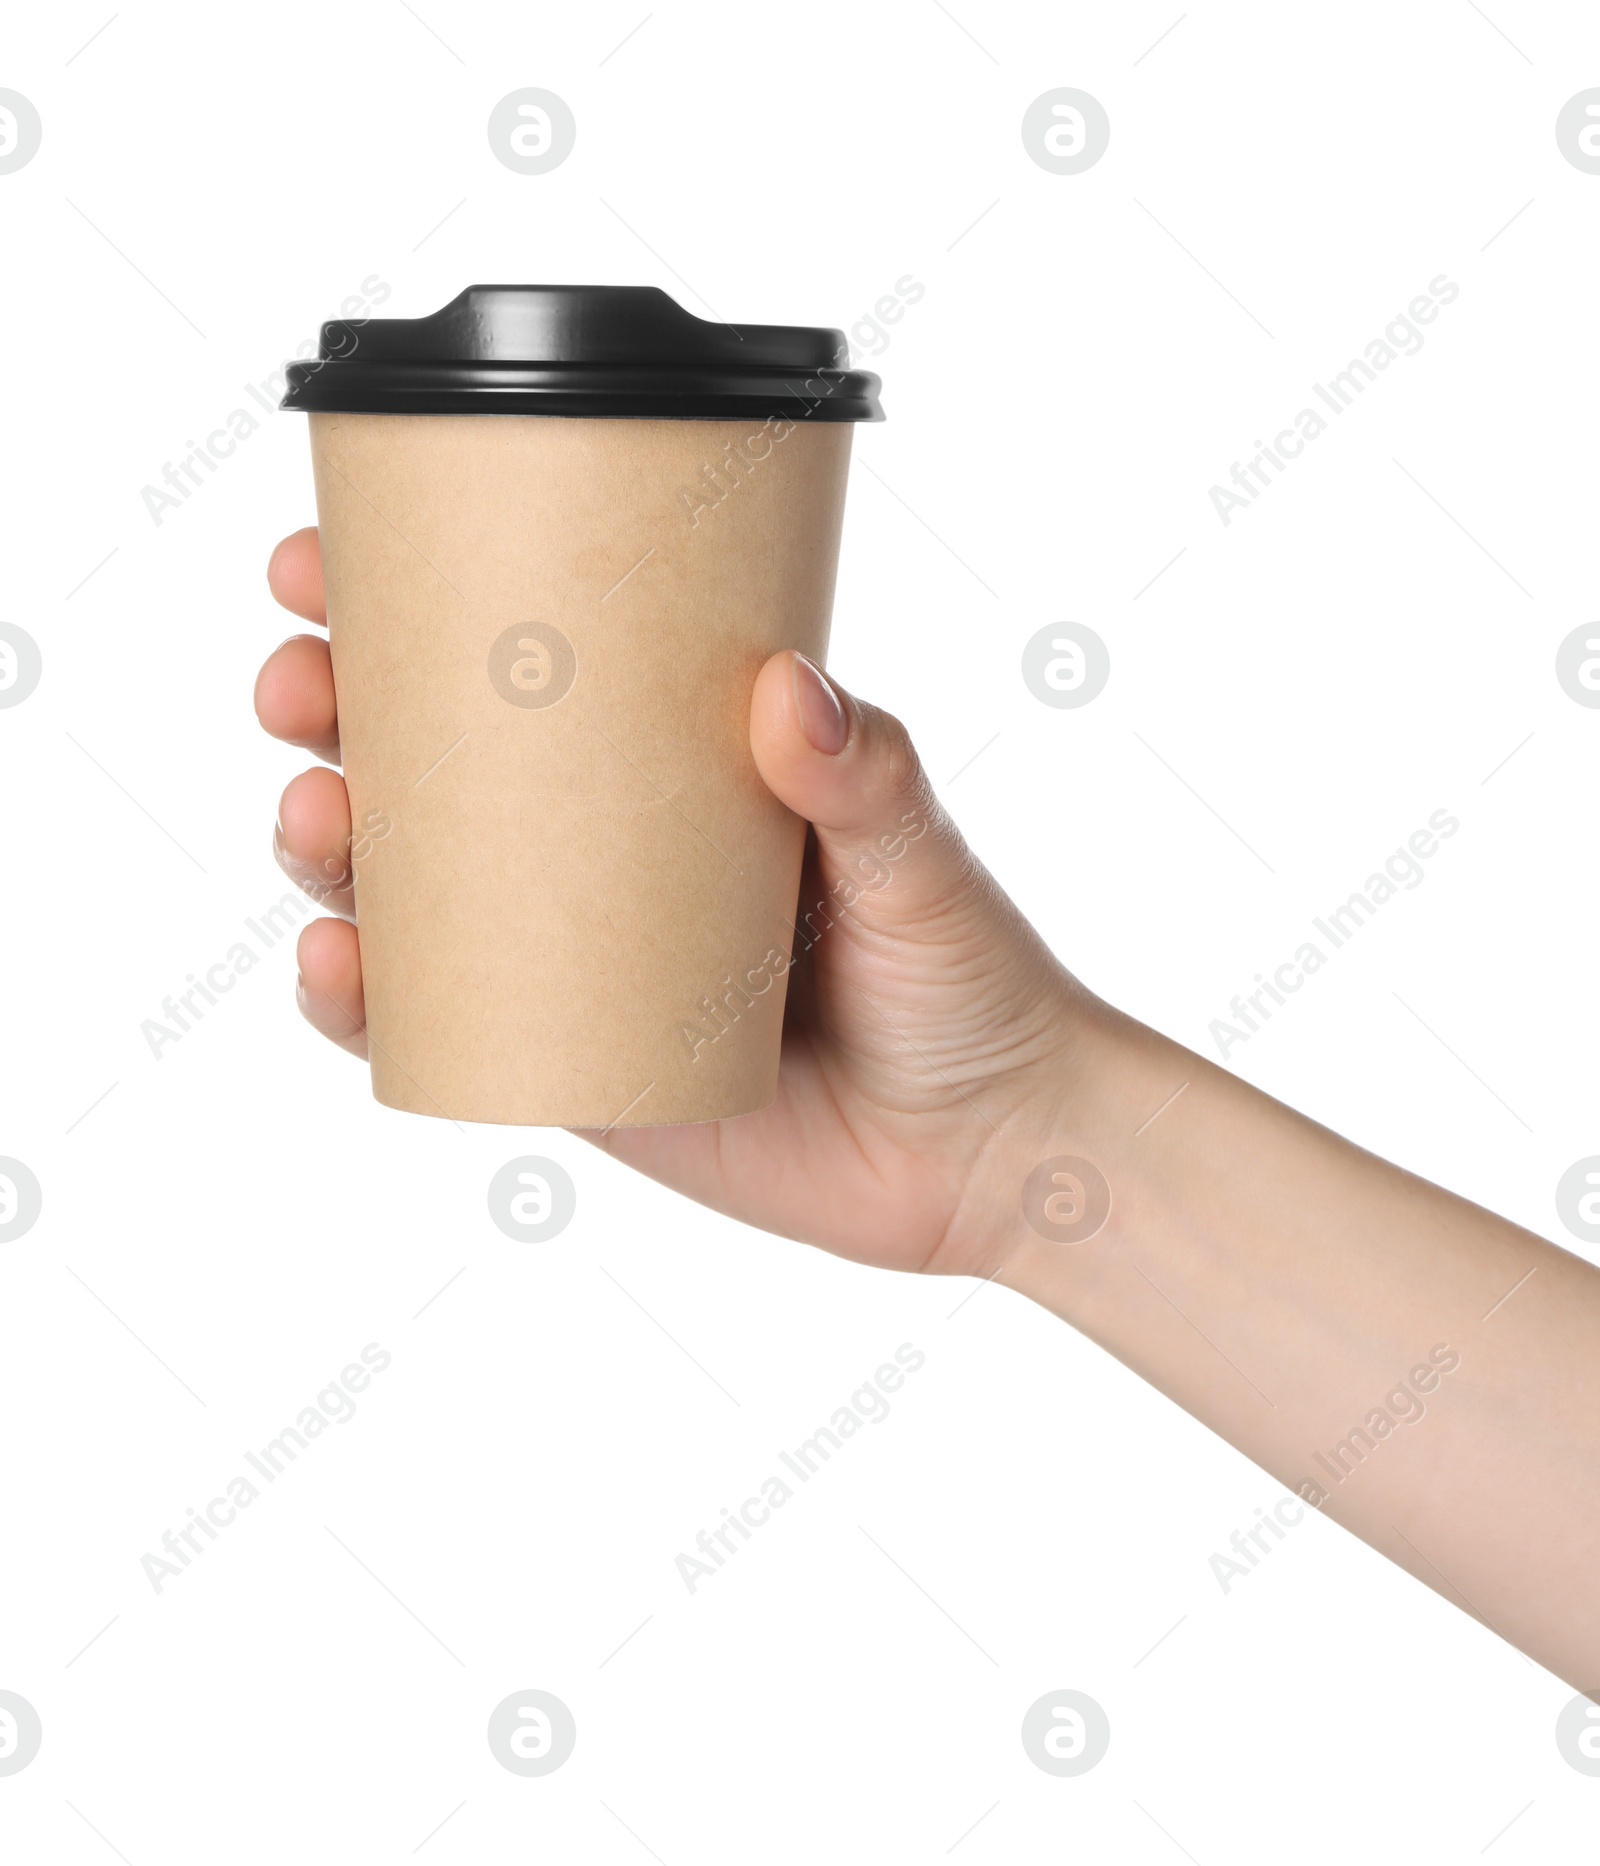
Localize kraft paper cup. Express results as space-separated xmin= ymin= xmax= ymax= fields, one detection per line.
xmin=284 ymin=286 xmax=882 ymax=1128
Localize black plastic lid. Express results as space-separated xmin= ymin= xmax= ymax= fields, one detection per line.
xmin=280 ymin=284 xmax=884 ymax=421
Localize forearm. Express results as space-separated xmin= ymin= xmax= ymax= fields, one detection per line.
xmin=995 ymin=1000 xmax=1600 ymax=1687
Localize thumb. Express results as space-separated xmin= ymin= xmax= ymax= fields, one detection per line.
xmin=749 ymin=651 xmax=977 ymax=934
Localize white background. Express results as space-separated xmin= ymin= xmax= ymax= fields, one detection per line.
xmin=2 ymin=1 xmax=1597 ymax=1858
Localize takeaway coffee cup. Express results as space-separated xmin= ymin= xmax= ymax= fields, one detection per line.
xmin=281 ymin=284 xmax=882 ymax=1128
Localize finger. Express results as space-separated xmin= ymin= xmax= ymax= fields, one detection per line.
xmin=749 ymin=651 xmax=976 ymax=933
xmin=254 ymin=633 xmax=339 ymax=762
xmin=267 ymin=527 xmax=326 ymax=624
xmin=295 ymin=917 xmax=367 ymax=1058
xmin=275 ymin=766 xmax=355 ymax=919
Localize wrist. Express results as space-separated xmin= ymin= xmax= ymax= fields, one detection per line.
xmin=974 ymin=991 xmax=1201 ymax=1323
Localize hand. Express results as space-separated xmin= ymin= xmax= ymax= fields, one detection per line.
xmin=258 ymin=534 xmax=1600 ymax=1689
xmin=256 ymin=527 xmax=1114 ymax=1281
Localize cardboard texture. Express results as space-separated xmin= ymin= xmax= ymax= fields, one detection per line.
xmin=307 ymin=412 xmax=853 ymax=1127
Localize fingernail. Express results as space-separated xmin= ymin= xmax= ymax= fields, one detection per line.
xmin=792 ymin=653 xmax=849 ymax=755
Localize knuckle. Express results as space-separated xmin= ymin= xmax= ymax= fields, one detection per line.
xmin=867 ymin=704 xmax=930 ymax=808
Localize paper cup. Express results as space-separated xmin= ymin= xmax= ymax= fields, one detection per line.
xmin=284 ymin=286 xmax=882 ymax=1128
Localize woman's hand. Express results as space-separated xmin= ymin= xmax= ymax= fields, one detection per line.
xmin=258 ymin=525 xmax=1600 ymax=1688
xmin=256 ymin=526 xmax=1117 ymax=1282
